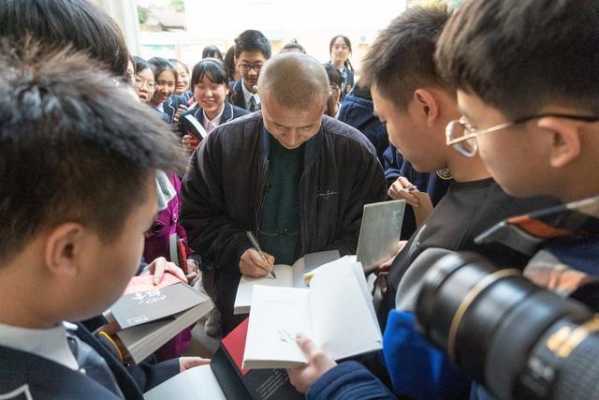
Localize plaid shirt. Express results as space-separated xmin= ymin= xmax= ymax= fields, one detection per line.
xmin=476 ymin=195 xmax=599 ymax=298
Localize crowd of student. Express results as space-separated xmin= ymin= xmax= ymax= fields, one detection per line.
xmin=1 ymin=0 xmax=599 ymax=399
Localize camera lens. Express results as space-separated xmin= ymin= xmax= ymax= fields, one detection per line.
xmin=415 ymin=250 xmax=598 ymax=400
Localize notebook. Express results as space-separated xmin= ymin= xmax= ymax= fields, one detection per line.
xmin=356 ymin=200 xmax=406 ymax=272
xmin=242 ymin=256 xmax=382 ymax=369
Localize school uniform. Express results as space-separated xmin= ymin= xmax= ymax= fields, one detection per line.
xmin=0 ymin=321 xmax=179 ymax=399
xmin=178 ymin=102 xmax=249 ymax=138
xmin=228 ymin=80 xmax=260 ymax=111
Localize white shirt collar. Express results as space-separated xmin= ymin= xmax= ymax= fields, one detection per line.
xmin=0 ymin=321 xmax=79 ymax=370
xmin=202 ymin=104 xmax=226 ymax=133
xmin=241 ymin=80 xmax=260 ymax=106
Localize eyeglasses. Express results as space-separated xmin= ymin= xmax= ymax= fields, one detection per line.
xmin=446 ymin=113 xmax=599 ymax=157
xmin=134 ymin=76 xmax=155 ymax=90
xmin=238 ymin=62 xmax=263 ymax=72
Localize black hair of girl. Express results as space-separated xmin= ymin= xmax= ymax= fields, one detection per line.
xmin=133 ymin=56 xmax=150 ymax=74
xmin=169 ymin=58 xmax=190 ymax=74
xmin=147 ymin=57 xmax=178 ymax=83
xmin=202 ymin=45 xmax=224 ymax=61
xmin=224 ymin=46 xmax=236 ymax=82
xmin=329 ymin=35 xmax=354 ymax=72
xmin=190 ymin=58 xmax=229 ymax=88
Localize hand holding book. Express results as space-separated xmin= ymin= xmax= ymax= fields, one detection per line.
xmin=287 ymin=335 xmax=337 ymax=394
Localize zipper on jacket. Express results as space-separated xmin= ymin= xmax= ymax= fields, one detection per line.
xmin=255 ymin=158 xmax=269 ymax=231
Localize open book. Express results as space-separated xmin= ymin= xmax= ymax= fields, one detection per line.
xmin=144 ymin=318 xmax=302 ymax=400
xmin=182 ymin=113 xmax=208 ymax=139
xmin=242 ymin=256 xmax=382 ymax=369
xmin=356 ymin=200 xmax=406 ymax=273
xmin=233 ymin=250 xmax=340 ymax=315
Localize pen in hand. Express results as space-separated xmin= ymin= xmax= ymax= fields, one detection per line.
xmin=246 ymin=231 xmax=277 ymax=279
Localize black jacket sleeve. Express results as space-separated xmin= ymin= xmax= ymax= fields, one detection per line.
xmin=181 ymin=135 xmax=252 ymax=273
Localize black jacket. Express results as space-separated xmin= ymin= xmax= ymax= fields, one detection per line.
xmin=181 ymin=113 xmax=386 ymax=332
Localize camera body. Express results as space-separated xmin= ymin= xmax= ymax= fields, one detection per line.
xmin=414 ymin=249 xmax=599 ymax=400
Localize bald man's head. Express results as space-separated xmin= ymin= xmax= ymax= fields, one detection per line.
xmin=258 ymin=53 xmax=329 ymax=110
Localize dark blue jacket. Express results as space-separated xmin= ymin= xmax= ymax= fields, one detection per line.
xmin=337 ymin=91 xmax=389 ymax=166
xmin=228 ymin=80 xmax=248 ymax=110
xmin=0 ymin=322 xmax=179 ymax=400
xmin=163 ymin=91 xmax=194 ymax=123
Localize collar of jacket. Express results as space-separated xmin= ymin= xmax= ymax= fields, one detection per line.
xmin=259 ymin=118 xmax=324 ymax=169
xmin=192 ymin=103 xmax=234 ymax=126
xmin=475 ymin=195 xmax=599 ymax=256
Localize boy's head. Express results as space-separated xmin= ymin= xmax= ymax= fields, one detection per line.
xmin=0 ymin=0 xmax=129 ymax=78
xmin=234 ymin=30 xmax=271 ymax=93
xmin=436 ymin=0 xmax=599 ymax=200
xmin=362 ymin=6 xmax=456 ymax=172
xmin=0 ymin=44 xmax=184 ymax=325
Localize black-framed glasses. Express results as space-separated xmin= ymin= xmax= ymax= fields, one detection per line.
xmin=446 ymin=113 xmax=599 ymax=157
xmin=238 ymin=62 xmax=264 ymax=72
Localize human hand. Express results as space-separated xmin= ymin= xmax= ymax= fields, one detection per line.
xmin=239 ymin=248 xmax=275 ymax=278
xmin=186 ymin=258 xmax=200 ymax=282
xmin=287 ymin=335 xmax=337 ymax=393
xmin=147 ymin=256 xmax=187 ymax=285
xmin=179 ymin=356 xmax=210 ymax=372
xmin=388 ymin=177 xmax=420 ymax=207
xmin=182 ymin=134 xmax=200 ymax=153
xmin=173 ymin=104 xmax=188 ymax=124
xmin=377 ymin=240 xmax=408 ymax=271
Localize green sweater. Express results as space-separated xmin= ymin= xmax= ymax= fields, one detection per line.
xmin=258 ymin=135 xmax=304 ymax=265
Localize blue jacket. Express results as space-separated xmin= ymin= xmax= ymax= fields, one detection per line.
xmin=163 ymin=91 xmax=193 ymax=123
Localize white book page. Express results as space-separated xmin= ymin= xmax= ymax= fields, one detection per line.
xmin=243 ymin=285 xmax=312 ymax=369
xmin=309 ymin=258 xmax=383 ymax=360
xmin=234 ymin=265 xmax=294 ymax=314
xmin=144 ymin=364 xmax=226 ymax=400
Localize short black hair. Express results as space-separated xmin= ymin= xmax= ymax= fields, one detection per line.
xmin=234 ymin=30 xmax=271 ymax=59
xmin=148 ymin=57 xmax=178 ymax=82
xmin=0 ymin=42 xmax=185 ymax=263
xmin=361 ymin=6 xmax=450 ymax=108
xmin=0 ymin=0 xmax=129 ymax=77
xmin=190 ymin=58 xmax=229 ymax=87
xmin=436 ymin=0 xmax=599 ymax=119
xmin=281 ymin=39 xmax=306 ymax=54
xmin=202 ymin=45 xmax=224 ymax=61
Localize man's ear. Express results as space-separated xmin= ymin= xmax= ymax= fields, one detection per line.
xmin=44 ymin=223 xmax=87 ymax=279
xmin=413 ymin=89 xmax=439 ymax=127
xmin=537 ymin=117 xmax=582 ymax=168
